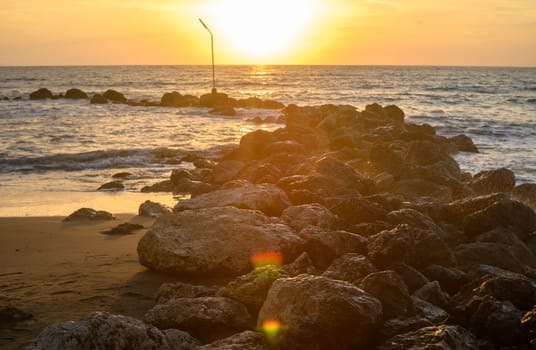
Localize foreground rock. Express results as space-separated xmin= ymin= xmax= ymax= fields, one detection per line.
xmin=378 ymin=325 xmax=482 ymax=349
xmin=138 ymin=200 xmax=171 ymax=217
xmin=63 ymin=208 xmax=114 ymax=221
xmin=137 ymin=207 xmax=304 ymax=276
xmin=26 ymin=311 xmax=199 ymax=350
xmin=258 ymin=274 xmax=383 ymax=349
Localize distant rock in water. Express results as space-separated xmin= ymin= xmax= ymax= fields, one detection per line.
xmin=90 ymin=94 xmax=107 ymax=104
xmin=97 ymin=181 xmax=124 ymax=191
xmin=160 ymin=91 xmax=200 ymax=107
xmin=209 ymin=106 xmax=237 ymax=116
xmin=102 ymin=89 xmax=127 ymax=103
xmin=29 ymin=88 xmax=53 ymax=100
xmin=111 ymin=172 xmax=132 ymax=179
xmin=65 ymin=88 xmax=88 ymax=99
xmin=101 ymin=223 xmax=144 ymax=235
xmin=64 ymin=208 xmax=114 ymax=221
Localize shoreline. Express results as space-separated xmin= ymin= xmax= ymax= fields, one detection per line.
xmin=0 ymin=215 xmax=179 ymax=349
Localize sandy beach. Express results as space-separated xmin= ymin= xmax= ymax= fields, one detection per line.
xmin=0 ymin=214 xmax=182 ymax=350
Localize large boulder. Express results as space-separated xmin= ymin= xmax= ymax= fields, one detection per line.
xmin=378 ymin=325 xmax=481 ymax=350
xmin=102 ymin=89 xmax=127 ymax=103
xmin=26 ymin=311 xmax=199 ymax=350
xmin=360 ymin=270 xmax=413 ymax=319
xmin=514 ymin=182 xmax=536 ymax=210
xmin=174 ymin=180 xmax=291 ymax=217
xmin=470 ymin=168 xmax=516 ymax=195
xmin=198 ymin=330 xmax=270 ymax=350
xmin=367 ymin=225 xmax=417 ymax=269
xmin=138 ymin=200 xmax=171 ymax=218
xmin=137 ymin=207 xmax=304 ymax=276
xmin=63 ymin=208 xmax=114 ymax=221
xmin=280 ymin=203 xmax=341 ymax=232
xmin=322 ymin=253 xmax=377 ymax=286
xmin=29 ymin=88 xmax=52 ymax=100
xmin=258 ymin=274 xmax=383 ymax=349
xmin=144 ymin=297 xmax=252 ymax=343
xmin=447 ymin=134 xmax=478 ymax=153
xmin=65 ymin=88 xmax=88 ymax=99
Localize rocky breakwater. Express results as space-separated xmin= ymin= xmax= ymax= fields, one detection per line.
xmin=28 ymin=102 xmax=536 ymax=349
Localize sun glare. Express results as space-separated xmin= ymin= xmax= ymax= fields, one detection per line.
xmin=207 ymin=0 xmax=318 ymax=61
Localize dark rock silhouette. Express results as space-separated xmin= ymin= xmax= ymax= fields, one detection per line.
xmin=29 ymin=88 xmax=52 ymax=100
xmin=63 ymin=208 xmax=114 ymax=221
xmin=65 ymin=88 xmax=88 ymax=99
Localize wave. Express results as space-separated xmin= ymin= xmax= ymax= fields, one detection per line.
xmin=0 ymin=147 xmax=193 ymax=173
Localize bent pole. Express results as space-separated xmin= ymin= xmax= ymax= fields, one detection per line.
xmin=199 ymin=18 xmax=216 ymax=93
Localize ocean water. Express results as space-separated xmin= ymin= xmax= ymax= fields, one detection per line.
xmin=0 ymin=65 xmax=535 ymax=216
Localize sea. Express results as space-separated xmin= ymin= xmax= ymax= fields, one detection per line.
xmin=0 ymin=65 xmax=535 ymax=216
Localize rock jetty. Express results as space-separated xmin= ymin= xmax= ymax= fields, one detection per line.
xmin=28 ymin=101 xmax=536 ymax=349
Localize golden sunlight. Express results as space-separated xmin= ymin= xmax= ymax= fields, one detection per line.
xmin=206 ymin=0 xmax=318 ymax=60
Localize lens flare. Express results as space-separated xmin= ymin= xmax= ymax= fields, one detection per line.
xmin=251 ymin=252 xmax=283 ymax=269
xmin=261 ymin=319 xmax=282 ymax=341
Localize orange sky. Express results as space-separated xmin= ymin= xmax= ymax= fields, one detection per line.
xmin=1 ymin=0 xmax=535 ymax=66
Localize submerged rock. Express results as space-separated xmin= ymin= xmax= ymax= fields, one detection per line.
xmin=29 ymin=88 xmax=52 ymax=100
xmin=97 ymin=180 xmax=124 ymax=191
xmin=65 ymin=88 xmax=88 ymax=99
xmin=137 ymin=206 xmax=303 ymax=276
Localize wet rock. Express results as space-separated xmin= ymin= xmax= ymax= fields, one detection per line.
xmin=210 ymin=160 xmax=246 ymax=184
xmin=111 ymin=171 xmax=132 ymax=178
xmin=141 ymin=180 xmax=173 ymax=193
xmin=471 ymin=274 xmax=536 ymax=311
xmin=144 ymin=297 xmax=251 ymax=343
xmin=322 ymin=253 xmax=377 ymax=286
xmin=412 ymin=297 xmax=450 ymax=325
xmin=280 ymin=203 xmax=340 ymax=232
xmin=217 ymin=265 xmax=281 ymax=314
xmin=413 ymin=281 xmax=449 ymax=310
xmin=137 ymin=206 xmax=303 ymax=276
xmin=378 ymin=325 xmax=481 ymax=350
xmin=101 ymin=223 xmax=143 ymax=235
xmin=29 ymin=88 xmax=52 ymax=100
xmin=138 ymin=200 xmax=171 ymax=218
xmin=514 ymin=182 xmax=536 ymax=209
xmin=367 ymin=225 xmax=417 ymax=269
xmin=360 ymin=270 xmax=413 ymax=319
xmin=154 ymin=282 xmax=218 ymax=305
xmin=174 ymin=180 xmax=291 ymax=217
xmin=209 ymin=106 xmax=237 ymax=116
xmin=258 ymin=274 xmax=383 ymax=349
xmin=97 ymin=180 xmax=124 ymax=191
xmin=64 ymin=208 xmax=114 ymax=221
xmin=65 ymin=88 xmax=88 ymax=99
xmin=299 ymin=227 xmax=368 ymax=269
xmin=90 ymin=94 xmax=107 ymax=104
xmin=470 ymin=167 xmax=516 ymax=195
xmin=26 ymin=311 xmax=199 ymax=350
xmin=198 ymin=330 xmax=270 ymax=350
xmin=448 ymin=134 xmax=479 ymax=153
xmin=470 ymin=296 xmax=524 ymax=346
xmin=102 ymin=89 xmax=127 ymax=103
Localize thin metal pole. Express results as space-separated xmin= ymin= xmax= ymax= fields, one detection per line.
xmin=199 ymin=18 xmax=216 ymax=93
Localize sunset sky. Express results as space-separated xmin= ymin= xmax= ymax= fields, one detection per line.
xmin=1 ymin=0 xmax=535 ymax=66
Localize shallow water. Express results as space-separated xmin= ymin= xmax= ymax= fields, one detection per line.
xmin=0 ymin=65 xmax=535 ymax=216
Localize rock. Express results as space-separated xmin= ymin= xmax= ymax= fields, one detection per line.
xmin=209 ymin=106 xmax=237 ymax=116
xmin=378 ymin=325 xmax=481 ymax=350
xmin=200 ymin=92 xmax=233 ymax=108
xmin=412 ymin=297 xmax=450 ymax=325
xmin=160 ymin=91 xmax=192 ymax=107
xmin=174 ymin=180 xmax=291 ymax=217
xmin=315 ymin=156 xmax=376 ymax=196
xmin=514 ymin=182 xmax=536 ymax=209
xmin=454 ymin=241 xmax=528 ymax=273
xmin=138 ymin=200 xmax=171 ymax=218
xmin=154 ymin=282 xmax=218 ymax=305
xmin=144 ymin=297 xmax=252 ymax=343
xmin=386 ymin=209 xmax=445 ymax=237
xmin=280 ymin=203 xmax=340 ymax=232
xmin=29 ymin=88 xmax=53 ymax=100
xmin=281 ymin=252 xmax=316 ymax=276
xmin=471 ymin=274 xmax=536 ymax=311
xmin=413 ymin=281 xmax=449 ymax=310
xmin=521 ymin=306 xmax=536 ymax=346
xmin=101 ymin=223 xmax=143 ymax=235
xmin=330 ymin=196 xmax=387 ymax=226
xmin=322 ymin=253 xmax=377 ymax=286
xmin=391 ymin=263 xmax=430 ymax=293
xmin=65 ymin=88 xmax=88 ymax=99
xmin=258 ymin=274 xmax=383 ymax=349
xmin=236 ymin=161 xmax=282 ymax=184
xmin=448 ymin=134 xmax=479 ymax=153
xmin=210 ymin=160 xmax=246 ymax=184
xmin=217 ymin=265 xmax=281 ymax=314
xmin=141 ymin=180 xmax=173 ymax=193
xmin=90 ymin=94 xmax=107 ymax=104
xmin=111 ymin=171 xmax=132 ymax=178
xmin=470 ymin=296 xmax=524 ymax=346
xmin=422 ymin=265 xmax=468 ymax=295
xmin=261 ymin=140 xmax=306 ymax=158
xmin=64 ymin=208 xmax=114 ymax=221
xmin=228 ymin=129 xmax=277 ymax=162
xmin=0 ymin=306 xmax=33 ymax=327
xmin=470 ymin=167 xmax=516 ymax=195
xmin=384 ymin=104 xmax=405 ymax=122
xmin=102 ymin=89 xmax=127 ymax=103
xmin=367 ymin=225 xmax=417 ymax=269
xmin=97 ymin=180 xmax=124 ymax=191
xmin=26 ymin=311 xmax=199 ymax=350
xmin=198 ymin=330 xmax=270 ymax=349
xmin=137 ymin=207 xmax=303 ymax=276
xmin=299 ymin=227 xmax=368 ymax=269
xmin=360 ymin=270 xmax=413 ymax=319
xmin=462 ymin=198 xmax=536 ymax=240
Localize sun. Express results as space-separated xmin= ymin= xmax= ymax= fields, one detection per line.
xmin=206 ymin=0 xmax=318 ymax=61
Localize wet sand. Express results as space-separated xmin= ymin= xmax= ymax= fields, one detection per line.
xmin=0 ymin=215 xmax=181 ymax=350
